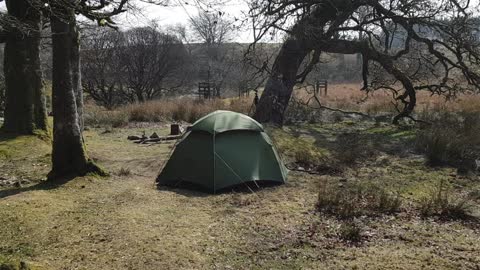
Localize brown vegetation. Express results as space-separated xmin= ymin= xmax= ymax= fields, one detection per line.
xmin=84 ymin=97 xmax=252 ymax=127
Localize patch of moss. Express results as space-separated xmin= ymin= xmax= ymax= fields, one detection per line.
xmin=0 ymin=256 xmax=41 ymax=270
xmin=0 ymin=133 xmax=50 ymax=160
xmin=267 ymin=127 xmax=331 ymax=165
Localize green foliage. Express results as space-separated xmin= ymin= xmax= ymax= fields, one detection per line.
xmin=268 ymin=128 xmax=331 ymax=170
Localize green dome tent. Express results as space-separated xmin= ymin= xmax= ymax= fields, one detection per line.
xmin=157 ymin=110 xmax=287 ymax=193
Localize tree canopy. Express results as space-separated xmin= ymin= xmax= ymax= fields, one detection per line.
xmin=249 ymin=0 xmax=480 ymax=124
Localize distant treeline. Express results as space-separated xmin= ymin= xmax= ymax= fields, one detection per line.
xmin=0 ymin=26 xmax=364 ymax=113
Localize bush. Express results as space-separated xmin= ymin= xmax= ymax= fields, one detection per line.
xmin=317 ymin=179 xmax=402 ymax=219
xmin=419 ymin=179 xmax=474 ymax=220
xmin=293 ymin=141 xmax=330 ymax=168
xmin=416 ymin=107 xmax=480 ymax=172
xmin=338 ymin=222 xmax=363 ymax=243
xmin=335 ymin=133 xmax=376 ymax=165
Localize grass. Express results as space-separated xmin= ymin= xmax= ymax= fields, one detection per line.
xmin=1 ymin=91 xmax=480 ymax=269
xmin=419 ymin=179 xmax=475 ymax=220
xmin=415 ymin=104 xmax=480 ymax=173
xmin=317 ymin=179 xmax=402 ymax=219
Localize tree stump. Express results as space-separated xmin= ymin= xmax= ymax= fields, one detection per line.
xmin=171 ymin=124 xmax=181 ymax=135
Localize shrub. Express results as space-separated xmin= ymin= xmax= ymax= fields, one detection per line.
xmin=338 ymin=222 xmax=363 ymax=243
xmin=416 ymin=107 xmax=480 ymax=172
xmin=317 ymin=179 xmax=402 ymax=219
xmin=293 ymin=142 xmax=330 ymax=168
xmin=335 ymin=133 xmax=376 ymax=165
xmin=419 ymin=179 xmax=474 ymax=220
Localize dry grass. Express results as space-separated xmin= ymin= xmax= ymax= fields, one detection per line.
xmin=84 ymin=97 xmax=252 ymax=127
xmin=419 ymin=179 xmax=475 ymax=220
xmin=415 ymin=102 xmax=480 ymax=172
xmin=2 ymin=87 xmax=480 ymax=269
xmin=1 ymin=121 xmax=480 ymax=269
xmin=293 ymin=83 xmax=480 ymax=117
xmin=317 ymin=178 xmax=402 ymax=219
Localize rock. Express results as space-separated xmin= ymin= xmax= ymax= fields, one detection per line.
xmin=150 ymin=132 xmax=160 ymax=139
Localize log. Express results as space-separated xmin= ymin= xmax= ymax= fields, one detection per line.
xmin=133 ymin=134 xmax=183 ymax=144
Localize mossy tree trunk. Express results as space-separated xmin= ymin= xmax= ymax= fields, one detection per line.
xmin=2 ymin=0 xmax=48 ymax=134
xmin=48 ymin=7 xmax=104 ymax=180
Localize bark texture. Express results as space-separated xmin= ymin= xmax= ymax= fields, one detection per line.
xmin=253 ymin=1 xmax=352 ymax=125
xmin=48 ymin=8 xmax=103 ymax=180
xmin=2 ymin=0 xmax=47 ymax=133
xmin=253 ymin=38 xmax=309 ymax=124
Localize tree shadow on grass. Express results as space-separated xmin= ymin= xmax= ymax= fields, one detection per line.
xmin=0 ymin=131 xmax=21 ymax=142
xmin=0 ymin=176 xmax=75 ymax=199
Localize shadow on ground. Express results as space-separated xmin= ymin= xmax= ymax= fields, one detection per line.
xmin=0 ymin=176 xmax=75 ymax=199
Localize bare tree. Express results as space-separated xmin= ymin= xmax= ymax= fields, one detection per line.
xmin=119 ymin=25 xmax=189 ymax=102
xmin=248 ymin=0 xmax=480 ymax=125
xmin=81 ymin=26 xmax=124 ymax=109
xmin=189 ymin=8 xmax=233 ymax=46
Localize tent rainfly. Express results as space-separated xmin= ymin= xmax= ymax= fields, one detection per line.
xmin=156 ymin=110 xmax=287 ymax=193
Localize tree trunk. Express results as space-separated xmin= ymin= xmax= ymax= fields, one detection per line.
xmin=48 ymin=8 xmax=104 ymax=180
xmin=2 ymin=0 xmax=47 ymax=133
xmin=252 ymin=2 xmax=348 ymax=126
xmin=253 ymin=38 xmax=309 ymax=125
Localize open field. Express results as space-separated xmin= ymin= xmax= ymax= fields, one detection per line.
xmin=1 ymin=113 xmax=479 ymax=269
xmin=293 ymin=83 xmax=480 ymax=116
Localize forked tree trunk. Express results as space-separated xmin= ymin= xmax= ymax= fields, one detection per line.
xmin=253 ymin=38 xmax=309 ymax=125
xmin=48 ymin=8 xmax=104 ymax=180
xmin=253 ymin=1 xmax=417 ymax=125
xmin=253 ymin=2 xmax=348 ymax=126
xmin=2 ymin=0 xmax=47 ymax=133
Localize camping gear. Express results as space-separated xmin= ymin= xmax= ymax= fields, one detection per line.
xmin=157 ymin=110 xmax=287 ymax=193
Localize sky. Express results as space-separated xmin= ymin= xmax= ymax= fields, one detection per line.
xmin=0 ymin=0 xmax=254 ymax=42
xmin=117 ymin=0 xmax=253 ymax=42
